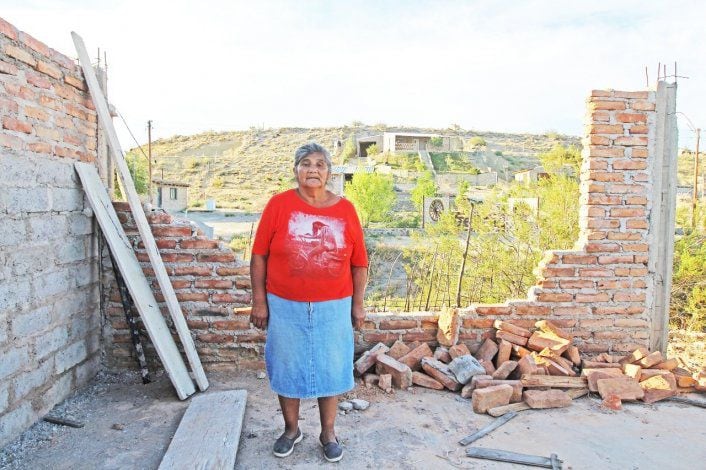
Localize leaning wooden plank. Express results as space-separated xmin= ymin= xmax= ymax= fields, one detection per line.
xmin=72 ymin=32 xmax=208 ymax=392
xmin=458 ymin=411 xmax=517 ymax=446
xmin=158 ymin=390 xmax=248 ymax=470
xmin=75 ymin=163 xmax=195 ymax=400
xmin=521 ymin=375 xmax=588 ymax=388
xmin=466 ymin=447 xmax=562 ymax=469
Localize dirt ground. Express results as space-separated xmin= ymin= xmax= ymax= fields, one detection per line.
xmin=1 ymin=368 xmax=705 ymax=470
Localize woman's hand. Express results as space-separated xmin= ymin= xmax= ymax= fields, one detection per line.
xmin=251 ymin=301 xmax=269 ymax=329
xmin=351 ymin=302 xmax=366 ymax=330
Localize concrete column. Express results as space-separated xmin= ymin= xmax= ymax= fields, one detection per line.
xmin=648 ymin=81 xmax=678 ymax=353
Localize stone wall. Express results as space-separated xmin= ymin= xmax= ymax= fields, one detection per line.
xmin=0 ymin=17 xmax=101 ymax=447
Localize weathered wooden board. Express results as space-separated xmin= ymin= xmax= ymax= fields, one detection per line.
xmin=466 ymin=447 xmax=562 ymax=469
xmin=459 ymin=411 xmax=517 ymax=446
xmin=72 ymin=31 xmax=208 ymax=392
xmin=158 ymin=390 xmax=248 ymax=470
xmin=75 ymin=162 xmax=195 ymax=400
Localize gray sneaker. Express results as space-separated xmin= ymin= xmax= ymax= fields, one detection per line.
xmin=319 ymin=436 xmax=343 ymax=463
xmin=273 ymin=428 xmax=303 ymax=458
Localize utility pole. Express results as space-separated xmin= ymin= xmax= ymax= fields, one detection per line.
xmin=147 ymin=120 xmax=153 ymax=205
xmin=692 ymin=128 xmax=701 ymax=230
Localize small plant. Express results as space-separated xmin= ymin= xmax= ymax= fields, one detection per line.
xmin=366 ymin=143 xmax=380 ymax=157
xmin=211 ymin=176 xmax=225 ymax=188
xmin=429 ymin=136 xmax=443 ymax=148
xmin=185 ymin=157 xmax=200 ymax=169
xmin=495 ymin=150 xmax=503 ymax=156
xmin=468 ymin=136 xmax=487 ymax=149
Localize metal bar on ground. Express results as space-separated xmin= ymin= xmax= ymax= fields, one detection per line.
xmin=109 ymin=253 xmax=151 ymax=384
xmin=72 ymin=31 xmax=208 ymax=392
xmin=75 ymin=162 xmax=195 ymax=400
xmin=466 ymin=447 xmax=562 ymax=469
xmin=458 ymin=411 xmax=517 ymax=446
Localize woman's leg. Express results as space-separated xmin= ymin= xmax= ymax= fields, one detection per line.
xmin=317 ymin=395 xmax=338 ymax=442
xmin=278 ymin=395 xmax=301 ymax=437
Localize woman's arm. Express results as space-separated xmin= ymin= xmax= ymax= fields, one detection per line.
xmin=250 ymin=254 xmax=269 ymax=329
xmin=351 ymin=265 xmax=368 ymax=330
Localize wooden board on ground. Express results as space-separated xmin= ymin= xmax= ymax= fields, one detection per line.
xmin=466 ymin=447 xmax=562 ymax=469
xmin=158 ymin=390 xmax=248 ymax=470
xmin=75 ymin=163 xmax=195 ymax=400
xmin=72 ymin=32 xmax=208 ymax=392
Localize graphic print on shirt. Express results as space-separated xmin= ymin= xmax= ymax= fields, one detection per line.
xmin=287 ymin=212 xmax=347 ymax=278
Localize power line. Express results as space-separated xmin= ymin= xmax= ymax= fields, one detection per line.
xmin=116 ymin=110 xmax=149 ymax=161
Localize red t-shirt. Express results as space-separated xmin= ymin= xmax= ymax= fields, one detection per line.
xmin=252 ymin=189 xmax=368 ymax=302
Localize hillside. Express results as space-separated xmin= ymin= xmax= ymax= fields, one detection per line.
xmin=136 ymin=125 xmax=580 ymax=211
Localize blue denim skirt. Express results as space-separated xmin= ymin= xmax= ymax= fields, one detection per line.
xmin=265 ymin=292 xmax=354 ymax=399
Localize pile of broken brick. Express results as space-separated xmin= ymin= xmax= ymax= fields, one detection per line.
xmin=355 ymin=317 xmax=706 ymax=415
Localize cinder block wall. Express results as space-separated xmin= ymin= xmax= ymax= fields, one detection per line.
xmin=0 ymin=18 xmax=101 ymax=447
xmin=105 ymin=89 xmax=661 ymax=370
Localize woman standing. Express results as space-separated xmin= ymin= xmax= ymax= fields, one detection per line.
xmin=250 ymin=142 xmax=368 ymax=463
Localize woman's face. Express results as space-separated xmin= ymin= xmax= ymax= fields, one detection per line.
xmin=295 ymin=152 xmax=329 ymax=190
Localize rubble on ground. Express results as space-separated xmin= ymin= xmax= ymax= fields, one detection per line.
xmin=354 ymin=314 xmax=706 ymax=415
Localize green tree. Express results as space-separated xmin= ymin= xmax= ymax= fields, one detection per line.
xmin=340 ymin=135 xmax=357 ymax=163
xmin=410 ymin=171 xmax=437 ymax=210
xmin=366 ymin=143 xmax=380 ymax=157
xmin=539 ymin=143 xmax=582 ymax=176
xmin=121 ymin=150 xmax=149 ymax=196
xmin=468 ymin=136 xmax=487 ymax=149
xmin=671 ymin=233 xmax=706 ymax=331
xmin=344 ymin=172 xmax=396 ymax=227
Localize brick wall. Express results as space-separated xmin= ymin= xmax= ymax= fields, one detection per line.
xmin=104 ymin=205 xmax=257 ymax=371
xmin=104 ymin=87 xmax=662 ymax=372
xmin=105 ymin=88 xmax=663 ymax=371
xmin=0 ymin=17 xmax=101 ymax=447
xmin=358 ymin=90 xmax=659 ymax=355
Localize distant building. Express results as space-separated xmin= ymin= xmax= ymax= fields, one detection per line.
xmin=514 ymin=166 xmax=549 ymax=186
xmin=357 ymin=132 xmax=462 ymax=158
xmin=153 ymin=179 xmax=190 ymax=212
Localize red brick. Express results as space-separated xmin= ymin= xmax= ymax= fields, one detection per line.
xmin=402 ymin=330 xmax=436 ymax=342
xmin=174 ymin=266 xmax=212 ymax=276
xmin=412 ymin=371 xmax=444 ymax=390
xmin=398 ymin=343 xmax=433 ymax=370
xmin=631 ymin=148 xmax=648 ymax=158
xmin=590 ymin=90 xmax=614 ymax=97
xmin=195 ymin=279 xmax=233 ymax=289
xmin=589 ymin=159 xmax=609 ymax=170
xmin=2 ymin=116 xmax=32 ymax=134
xmin=26 ymin=72 xmax=51 ymax=89
xmin=420 ymin=358 xmax=461 ymax=391
xmin=27 ymin=142 xmax=51 ymax=153
xmin=597 ymin=377 xmax=644 ymax=400
xmin=35 ymin=60 xmax=62 ymax=79
xmin=630 ymin=100 xmax=655 ymax=111
xmin=616 ymin=112 xmax=647 ymax=123
xmin=575 ymin=293 xmax=610 ymax=303
xmin=554 ymin=306 xmax=592 ymax=316
xmin=585 ymin=194 xmax=622 ymax=205
xmin=598 ymin=255 xmax=634 ymax=264
xmin=216 ymin=266 xmax=250 ymax=276
xmin=176 ymin=292 xmax=209 ymax=302
xmin=523 ymin=389 xmax=572 ymax=409
xmin=589 ymin=135 xmax=611 ymax=145
xmin=181 ymin=239 xmax=220 ymax=249
xmin=474 ymin=305 xmax=511 ymax=315
xmin=626 ymin=219 xmax=648 ymax=229
xmin=212 ymin=293 xmax=239 ymax=303
xmin=363 ymin=332 xmax=399 ymax=343
xmin=196 ymin=333 xmax=233 ymax=344
xmin=19 ymin=31 xmax=50 ymax=57
xmin=536 ymin=293 xmax=572 ymax=302
xmin=590 ymin=100 xmax=626 ymax=111
xmin=615 ymin=136 xmax=647 ymax=146
xmin=585 ymin=243 xmax=620 ymax=253
xmin=597 ymin=280 xmax=631 ymax=289
xmin=151 ymin=226 xmax=192 ymax=237
xmin=589 ymin=146 xmax=624 ymax=158
xmin=236 ymin=332 xmax=266 ymax=343
xmin=197 ymin=253 xmax=236 ymax=263
xmin=629 ymin=125 xmax=649 ymax=135
xmin=542 ymin=267 xmax=576 ymax=277
xmin=590 ymin=124 xmax=624 ymax=135
xmin=376 ymin=354 xmax=413 ymax=389
xmin=472 ymin=384 xmax=513 ymax=413
xmin=587 ymin=218 xmax=620 ymax=229
xmin=379 ymin=319 xmax=417 ymax=330
xmin=616 ymin=91 xmax=649 ymax=99
xmin=65 ymin=74 xmax=87 ymax=91
xmin=514 ymin=305 xmax=551 ymax=315
xmin=0 ymin=17 xmax=19 ymax=40
xmin=589 ymin=171 xmax=623 ymax=182
xmin=4 ymin=44 xmax=36 ymax=66
xmin=613 ymin=160 xmax=648 ymax=170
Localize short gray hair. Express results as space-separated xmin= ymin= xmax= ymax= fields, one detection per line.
xmin=294 ymin=142 xmax=332 ymax=172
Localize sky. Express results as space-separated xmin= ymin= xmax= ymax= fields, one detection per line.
xmin=3 ymin=0 xmax=706 ymax=150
